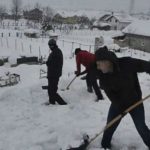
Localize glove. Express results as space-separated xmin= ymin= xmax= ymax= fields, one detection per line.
xmin=74 ymin=71 xmax=81 ymax=77
xmin=76 ymin=73 xmax=81 ymax=77
xmin=80 ymin=76 xmax=87 ymax=80
xmin=74 ymin=71 xmax=79 ymax=74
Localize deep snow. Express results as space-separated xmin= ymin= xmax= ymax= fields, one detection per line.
xmin=0 ymin=29 xmax=150 ymax=150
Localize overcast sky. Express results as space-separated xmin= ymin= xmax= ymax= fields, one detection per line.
xmin=1 ymin=0 xmax=150 ymax=13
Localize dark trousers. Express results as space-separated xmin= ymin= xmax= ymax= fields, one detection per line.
xmin=48 ymin=77 xmax=67 ymax=105
xmin=102 ymin=103 xmax=150 ymax=148
xmin=86 ymin=71 xmax=103 ymax=99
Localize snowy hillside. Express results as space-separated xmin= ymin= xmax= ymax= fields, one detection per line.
xmin=0 ymin=29 xmax=150 ymax=150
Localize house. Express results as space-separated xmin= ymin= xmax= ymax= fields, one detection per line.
xmin=0 ymin=13 xmax=9 ymax=20
xmin=92 ymin=21 xmax=111 ymax=30
xmin=113 ymin=20 xmax=150 ymax=53
xmin=23 ymin=8 xmax=43 ymax=22
xmin=99 ymin=13 xmax=133 ymax=30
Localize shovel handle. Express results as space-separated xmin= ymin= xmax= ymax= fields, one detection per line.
xmin=66 ymin=76 xmax=77 ymax=90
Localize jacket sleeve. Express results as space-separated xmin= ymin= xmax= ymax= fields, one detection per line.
xmin=128 ymin=58 xmax=150 ymax=74
xmin=76 ymin=56 xmax=81 ymax=73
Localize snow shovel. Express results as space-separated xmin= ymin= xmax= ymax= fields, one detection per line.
xmin=66 ymin=94 xmax=150 ymax=150
xmin=61 ymin=76 xmax=77 ymax=91
xmin=66 ymin=134 xmax=89 ymax=150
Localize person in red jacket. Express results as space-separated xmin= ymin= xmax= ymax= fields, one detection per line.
xmin=74 ymin=48 xmax=103 ymax=100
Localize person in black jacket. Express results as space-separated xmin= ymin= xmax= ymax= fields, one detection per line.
xmin=45 ymin=39 xmax=67 ymax=105
xmin=95 ymin=47 xmax=150 ymax=149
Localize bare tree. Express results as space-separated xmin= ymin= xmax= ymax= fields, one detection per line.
xmin=11 ymin=0 xmax=22 ymax=20
xmin=41 ymin=7 xmax=55 ymax=32
xmin=43 ymin=6 xmax=55 ymax=22
xmin=0 ymin=5 xmax=7 ymax=20
xmin=34 ymin=3 xmax=41 ymax=9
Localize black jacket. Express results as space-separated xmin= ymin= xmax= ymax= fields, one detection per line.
xmin=96 ymin=55 xmax=150 ymax=110
xmin=46 ymin=46 xmax=63 ymax=78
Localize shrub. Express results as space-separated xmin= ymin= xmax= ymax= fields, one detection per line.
xmin=0 ymin=59 xmax=4 ymax=66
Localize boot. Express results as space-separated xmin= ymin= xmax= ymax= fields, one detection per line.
xmin=101 ymin=142 xmax=111 ymax=150
xmin=44 ymin=102 xmax=55 ymax=105
xmin=95 ymin=95 xmax=104 ymax=101
xmin=87 ymin=86 xmax=93 ymax=93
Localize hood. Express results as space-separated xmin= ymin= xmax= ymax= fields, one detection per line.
xmin=95 ymin=47 xmax=120 ymax=72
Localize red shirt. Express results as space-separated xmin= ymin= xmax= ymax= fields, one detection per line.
xmin=76 ymin=51 xmax=96 ymax=73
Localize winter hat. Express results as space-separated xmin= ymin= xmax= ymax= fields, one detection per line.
xmin=95 ymin=46 xmax=120 ymax=72
xmin=48 ymin=39 xmax=56 ymax=46
xmin=75 ymin=48 xmax=81 ymax=55
xmin=95 ymin=46 xmax=117 ymax=63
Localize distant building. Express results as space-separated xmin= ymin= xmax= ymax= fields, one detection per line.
xmin=24 ymin=28 xmax=40 ymax=38
xmin=113 ymin=20 xmax=150 ymax=53
xmin=92 ymin=21 xmax=111 ymax=30
xmin=98 ymin=13 xmax=133 ymax=30
xmin=0 ymin=13 xmax=9 ymax=20
xmin=23 ymin=8 xmax=43 ymax=22
xmin=0 ymin=13 xmax=22 ymax=20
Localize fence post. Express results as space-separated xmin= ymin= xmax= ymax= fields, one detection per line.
xmin=6 ymin=38 xmax=9 ymax=48
xmin=16 ymin=32 xmax=19 ymax=37
xmin=29 ymin=44 xmax=32 ymax=54
xmin=15 ymin=39 xmax=17 ymax=50
xmin=89 ymin=45 xmax=91 ymax=52
xmin=39 ymin=46 xmax=41 ymax=59
xmin=21 ymin=42 xmax=24 ymax=52
xmin=0 ymin=38 xmax=3 ymax=47
xmin=72 ymin=42 xmax=74 ymax=50
xmin=71 ymin=42 xmax=74 ymax=58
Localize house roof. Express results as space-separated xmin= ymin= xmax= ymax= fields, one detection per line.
xmin=123 ymin=20 xmax=150 ymax=37
xmin=100 ymin=13 xmax=134 ymax=23
xmin=93 ymin=20 xmax=111 ymax=26
xmin=30 ymin=8 xmax=42 ymax=13
xmin=99 ymin=14 xmax=110 ymax=21
xmin=24 ymin=28 xmax=40 ymax=34
xmin=106 ymin=14 xmax=134 ymax=23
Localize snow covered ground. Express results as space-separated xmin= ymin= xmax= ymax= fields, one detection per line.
xmin=0 ymin=29 xmax=150 ymax=150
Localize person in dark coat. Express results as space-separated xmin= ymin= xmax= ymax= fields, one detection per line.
xmin=95 ymin=46 xmax=150 ymax=149
xmin=74 ymin=48 xmax=103 ymax=100
xmin=45 ymin=39 xmax=67 ymax=105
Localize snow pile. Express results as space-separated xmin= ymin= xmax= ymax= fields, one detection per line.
xmin=123 ymin=20 xmax=150 ymax=37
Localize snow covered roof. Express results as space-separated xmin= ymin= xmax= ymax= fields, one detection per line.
xmin=123 ymin=20 xmax=150 ymax=37
xmin=113 ymin=14 xmax=134 ymax=23
xmin=107 ymin=14 xmax=134 ymax=23
xmin=93 ymin=21 xmax=110 ymax=27
xmin=47 ymin=31 xmax=59 ymax=36
xmin=24 ymin=28 xmax=40 ymax=34
xmin=100 ymin=13 xmax=135 ymax=23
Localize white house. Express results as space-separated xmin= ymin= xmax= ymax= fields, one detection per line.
xmin=99 ymin=13 xmax=134 ymax=30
